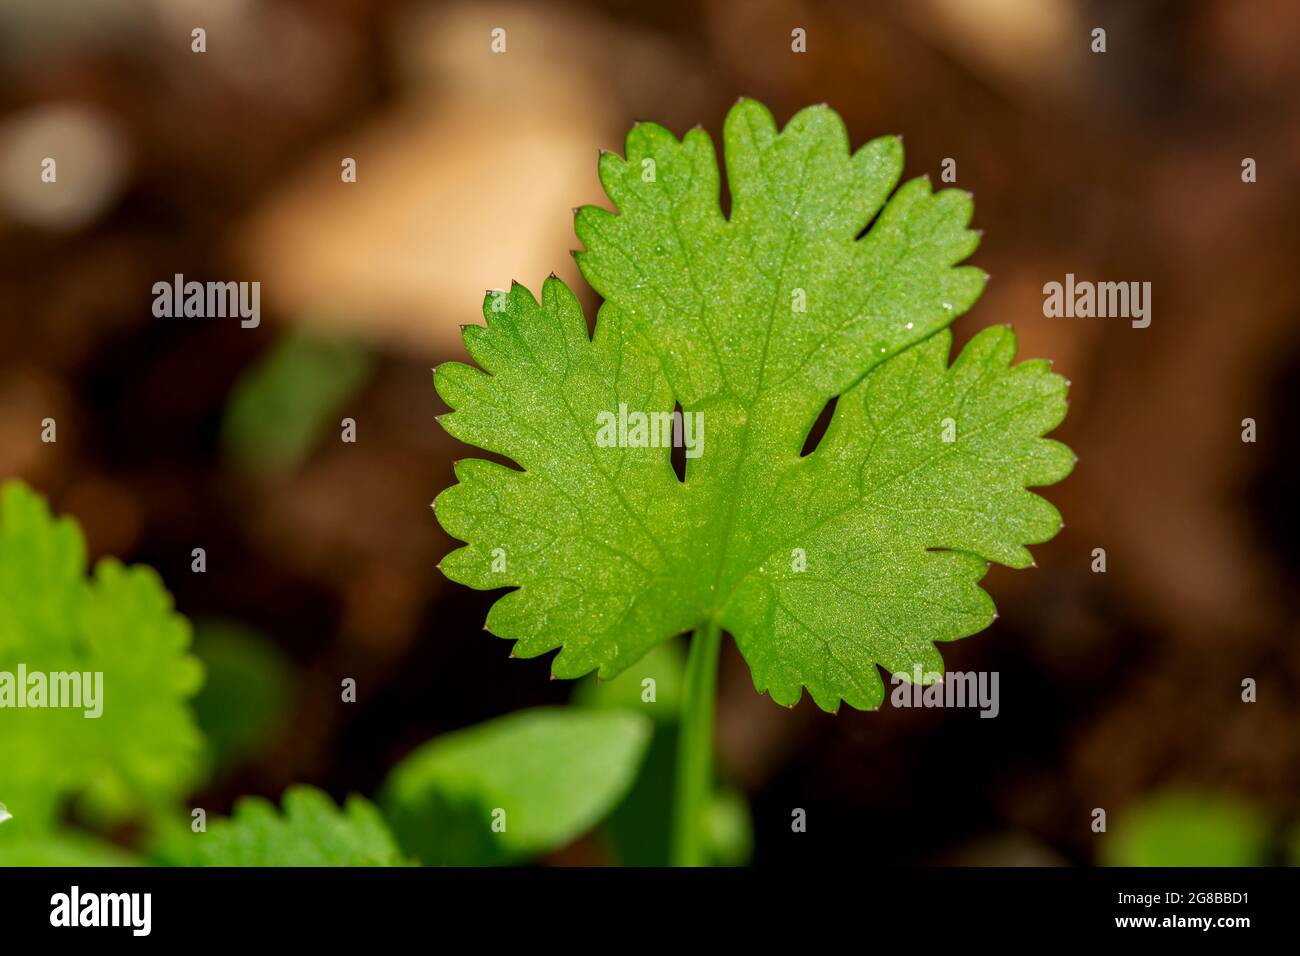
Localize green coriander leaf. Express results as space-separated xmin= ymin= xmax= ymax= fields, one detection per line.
xmin=380 ymin=707 xmax=652 ymax=866
xmin=0 ymin=481 xmax=205 ymax=829
xmin=434 ymin=99 xmax=1072 ymax=711
xmin=193 ymin=786 xmax=406 ymax=867
xmin=576 ymin=99 xmax=982 ymax=410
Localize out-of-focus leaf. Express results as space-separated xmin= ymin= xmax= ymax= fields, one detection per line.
xmin=0 ymin=481 xmax=205 ymax=832
xmin=1103 ymin=792 xmax=1269 ymax=867
xmin=380 ymin=707 xmax=652 ymax=866
xmin=706 ymin=786 xmax=753 ymax=866
xmin=571 ymin=638 xmax=681 ymax=865
xmin=599 ymin=725 xmax=679 ymax=866
xmin=574 ymin=652 xmax=681 ymax=866
xmin=191 ymin=786 xmax=406 ymax=867
xmin=0 ymin=830 xmax=142 ymax=867
xmin=571 ymin=637 xmax=684 ymax=721
xmin=222 ymin=330 xmax=373 ymax=476
xmin=191 ymin=619 xmax=293 ymax=772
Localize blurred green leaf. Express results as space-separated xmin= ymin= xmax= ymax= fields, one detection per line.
xmin=191 ymin=786 xmax=406 ymax=867
xmin=222 ymin=330 xmax=373 ymax=476
xmin=570 ymin=641 xmax=753 ymax=866
xmin=1104 ymin=792 xmax=1269 ymax=867
xmin=571 ymin=637 xmax=684 ymax=720
xmin=142 ymin=811 xmax=202 ymax=867
xmin=0 ymin=481 xmax=205 ymax=834
xmin=0 ymin=830 xmax=142 ymax=867
xmin=706 ymin=786 xmax=753 ymax=866
xmin=599 ymin=725 xmax=678 ymax=866
xmin=570 ymin=644 xmax=753 ymax=866
xmin=380 ymin=707 xmax=652 ymax=866
xmin=573 ymin=645 xmax=682 ymax=865
xmin=191 ymin=619 xmax=293 ymax=772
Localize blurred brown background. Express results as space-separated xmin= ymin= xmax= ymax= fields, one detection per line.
xmin=1 ymin=0 xmax=1297 ymax=865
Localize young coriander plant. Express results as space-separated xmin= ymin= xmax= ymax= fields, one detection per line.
xmin=433 ymin=99 xmax=1073 ymax=866
xmin=0 ymin=481 xmax=653 ymax=867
